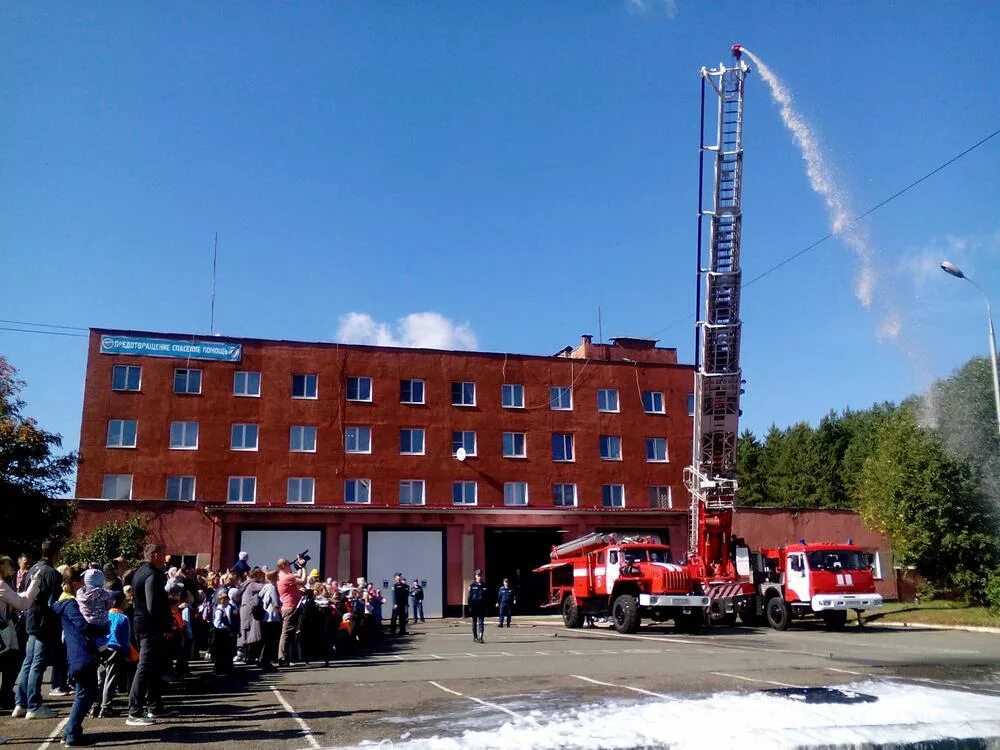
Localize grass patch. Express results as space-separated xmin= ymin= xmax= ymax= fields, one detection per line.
xmin=864 ymin=600 xmax=1000 ymax=628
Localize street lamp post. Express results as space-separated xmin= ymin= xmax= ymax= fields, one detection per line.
xmin=941 ymin=261 xmax=1000 ymax=439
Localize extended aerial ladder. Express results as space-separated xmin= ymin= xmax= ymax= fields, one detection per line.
xmin=683 ymin=45 xmax=755 ymax=615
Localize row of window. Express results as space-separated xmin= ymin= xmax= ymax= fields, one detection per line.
xmin=112 ymin=365 xmax=694 ymax=415
xmin=100 ymin=474 xmax=674 ymax=508
xmin=107 ymin=419 xmax=670 ymax=461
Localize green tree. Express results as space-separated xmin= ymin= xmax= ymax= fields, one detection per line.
xmin=60 ymin=515 xmax=149 ymax=568
xmin=0 ymin=355 xmax=77 ymax=556
xmin=736 ymin=429 xmax=767 ymax=506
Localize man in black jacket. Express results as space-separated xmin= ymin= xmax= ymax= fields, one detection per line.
xmin=467 ymin=569 xmax=487 ymax=643
xmin=389 ymin=574 xmax=409 ymax=636
xmin=126 ymin=544 xmax=168 ymax=726
xmin=12 ymin=540 xmax=62 ymax=720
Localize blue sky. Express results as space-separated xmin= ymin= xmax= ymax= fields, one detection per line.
xmin=2 ymin=1 xmax=999 ymax=469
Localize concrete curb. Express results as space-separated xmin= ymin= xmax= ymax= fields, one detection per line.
xmin=868 ymin=620 xmax=1000 ymax=634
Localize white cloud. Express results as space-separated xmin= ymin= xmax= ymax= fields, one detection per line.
xmin=626 ymin=0 xmax=678 ymax=17
xmin=335 ymin=312 xmax=478 ymax=351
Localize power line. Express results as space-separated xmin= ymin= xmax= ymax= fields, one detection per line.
xmin=0 ymin=318 xmax=89 ymax=331
xmin=0 ymin=326 xmax=88 ymax=338
xmin=647 ymin=125 xmax=1000 ymax=339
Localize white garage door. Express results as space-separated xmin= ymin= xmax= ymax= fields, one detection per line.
xmin=367 ymin=530 xmax=443 ymax=618
xmin=239 ymin=529 xmax=323 ymax=575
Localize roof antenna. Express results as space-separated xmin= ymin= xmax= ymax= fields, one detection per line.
xmin=598 ymin=306 xmax=603 ymax=345
xmin=210 ymin=232 xmax=218 ymax=335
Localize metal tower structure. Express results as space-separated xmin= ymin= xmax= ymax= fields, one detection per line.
xmin=684 ymin=45 xmax=750 ymax=581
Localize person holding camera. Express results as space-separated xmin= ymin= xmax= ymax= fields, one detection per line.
xmin=275 ymin=556 xmax=307 ymax=667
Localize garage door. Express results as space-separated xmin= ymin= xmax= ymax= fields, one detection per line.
xmin=366 ymin=530 xmax=443 ymax=618
xmin=239 ymin=529 xmax=323 ymax=575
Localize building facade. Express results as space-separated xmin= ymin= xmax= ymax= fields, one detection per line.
xmin=77 ymin=328 xmax=704 ymax=613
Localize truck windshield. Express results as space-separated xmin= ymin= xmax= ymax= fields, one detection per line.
xmin=622 ymin=548 xmax=671 ymax=563
xmin=806 ymin=550 xmax=868 ymax=571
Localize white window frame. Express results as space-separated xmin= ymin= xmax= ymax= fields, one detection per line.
xmin=452 ymin=480 xmax=478 ymax=506
xmin=173 ymin=368 xmax=202 ymax=395
xmin=112 ymin=365 xmax=141 ymax=392
xmin=106 ymin=419 xmax=138 ymax=449
xmin=648 ymin=485 xmax=672 ymax=508
xmin=399 ymin=480 xmax=426 ymax=506
xmin=597 ymin=388 xmax=620 ymax=413
xmin=345 ymin=479 xmax=372 ymax=505
xmin=502 ymin=383 xmax=525 ymax=409
xmin=292 ymin=373 xmax=318 ymax=400
xmin=230 ymin=423 xmax=259 ymax=451
xmin=451 ymin=381 xmax=476 ymax=407
xmin=345 ymin=426 xmax=372 ymax=454
xmin=169 ymin=421 xmax=199 ymax=450
xmin=233 ymin=371 xmax=261 ymax=397
xmin=102 ymin=474 xmax=133 ymax=500
xmin=227 ymin=476 xmax=257 ymax=504
xmin=602 ymin=483 xmax=625 ymax=508
xmin=347 ymin=376 xmax=373 ymax=402
xmin=400 ymin=428 xmax=426 ymax=456
xmin=551 ymin=433 xmax=574 ymax=462
xmin=550 ymin=386 xmax=572 ymax=410
xmin=553 ymin=483 xmax=578 ymax=508
xmin=867 ymin=551 xmax=884 ymax=581
xmin=642 ymin=391 xmax=665 ymax=414
xmin=645 ymin=437 xmax=668 ymax=462
xmin=502 ymin=432 xmax=527 ymax=458
xmin=452 ymin=431 xmax=477 ymax=457
xmin=287 ymin=477 xmax=316 ymax=505
xmin=166 ymin=475 xmax=196 ymax=501
xmin=290 ymin=425 xmax=317 ymax=453
xmin=504 ymin=481 xmax=529 ymax=507
xmin=600 ymin=435 xmax=622 ymax=461
xmin=400 ymin=379 xmax=425 ymax=405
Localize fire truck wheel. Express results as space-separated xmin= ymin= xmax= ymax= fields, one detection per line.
xmin=765 ymin=597 xmax=792 ymax=631
xmin=822 ymin=610 xmax=847 ymax=631
xmin=562 ymin=595 xmax=584 ymax=629
xmin=612 ymin=594 xmax=640 ymax=634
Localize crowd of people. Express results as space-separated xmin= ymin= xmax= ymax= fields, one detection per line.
xmin=0 ymin=541 xmax=430 ymax=747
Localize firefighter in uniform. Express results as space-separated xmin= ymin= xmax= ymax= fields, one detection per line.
xmin=496 ymin=578 xmax=516 ymax=628
xmin=467 ymin=569 xmax=487 ymax=643
xmin=390 ymin=574 xmax=410 ymax=636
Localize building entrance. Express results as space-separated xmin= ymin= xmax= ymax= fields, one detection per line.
xmin=484 ymin=528 xmax=563 ymax=615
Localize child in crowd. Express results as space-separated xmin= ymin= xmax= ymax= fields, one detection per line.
xmin=76 ymin=568 xmax=115 ymax=638
xmin=93 ymin=590 xmax=130 ymax=718
xmin=211 ymin=590 xmax=237 ymax=675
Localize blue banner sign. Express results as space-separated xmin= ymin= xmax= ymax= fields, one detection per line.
xmin=99 ymin=335 xmax=242 ymax=362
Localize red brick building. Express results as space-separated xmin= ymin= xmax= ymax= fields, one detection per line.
xmin=76 ymin=328 xmax=703 ymax=614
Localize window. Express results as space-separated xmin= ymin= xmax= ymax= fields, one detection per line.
xmin=102 ymin=474 xmax=132 ymax=500
xmin=452 ymin=481 xmax=477 ymax=506
xmin=106 ymin=419 xmax=137 ymax=448
xmin=287 ymin=477 xmax=315 ymax=504
xmin=345 ymin=426 xmax=371 ymax=453
xmin=400 ymin=379 xmax=425 ymax=404
xmin=602 ymin=484 xmax=625 ymax=508
xmin=597 ymin=388 xmax=619 ymax=412
xmin=867 ymin=551 xmax=884 ymax=581
xmin=345 ymin=479 xmax=371 ymax=505
xmin=227 ymin=476 xmax=256 ymax=504
xmin=166 ymin=476 xmax=196 ymax=501
xmin=645 ymin=437 xmax=668 ymax=462
xmin=599 ymin=435 xmax=622 ymax=461
xmin=502 ymin=383 xmax=524 ymax=409
xmin=550 ymin=386 xmax=572 ymax=410
xmin=551 ymin=433 xmax=574 ymax=462
xmin=400 ymin=428 xmax=425 ymax=455
xmin=687 ymin=393 xmax=696 ymax=416
xmin=399 ymin=480 xmax=425 ymax=506
xmin=112 ymin=365 xmax=141 ymax=392
xmin=347 ymin=376 xmax=372 ymax=402
xmin=169 ymin=421 xmax=198 ymax=450
xmin=502 ymin=432 xmax=526 ymax=458
xmin=292 ymin=373 xmax=318 ymax=399
xmin=290 ymin=425 xmax=317 ymax=452
xmin=231 ymin=423 xmax=259 ymax=451
xmin=233 ymin=371 xmax=261 ymax=397
xmin=504 ymin=482 xmax=529 ymax=506
xmin=642 ymin=391 xmax=665 ymax=414
xmin=451 ymin=381 xmax=476 ymax=406
xmin=452 ymin=431 xmax=477 ymax=457
xmin=173 ymin=368 xmax=202 ymax=395
xmin=648 ymin=485 xmax=672 ymax=508
xmin=553 ymin=483 xmax=577 ymax=507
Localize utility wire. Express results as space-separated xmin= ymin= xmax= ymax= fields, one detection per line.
xmin=0 ymin=326 xmax=88 ymax=338
xmin=647 ymin=125 xmax=1000 ymax=339
xmin=0 ymin=318 xmax=89 ymax=331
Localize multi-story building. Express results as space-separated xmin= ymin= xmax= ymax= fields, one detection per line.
xmin=75 ymin=327 xmax=698 ymax=614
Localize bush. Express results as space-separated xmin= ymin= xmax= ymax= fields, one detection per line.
xmin=986 ymin=568 xmax=1000 ymax=616
xmin=60 ymin=515 xmax=149 ymax=569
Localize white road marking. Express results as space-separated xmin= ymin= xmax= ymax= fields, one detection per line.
xmin=36 ymin=716 xmax=69 ymax=750
xmin=390 ymin=654 xmax=404 ymax=661
xmin=826 ymin=667 xmax=864 ymax=675
xmin=429 ymin=654 xmax=443 ymax=659
xmin=501 ymin=651 xmax=514 ymax=656
xmin=710 ymin=671 xmax=805 ymax=688
xmin=894 ymin=676 xmax=1000 ymax=695
xmin=465 ymin=652 xmax=478 ymax=657
xmin=571 ymin=674 xmax=669 ymax=698
xmin=534 ymin=650 xmax=550 ymax=655
xmin=428 ymin=681 xmax=535 ymax=723
xmin=271 ymin=686 xmax=321 ymax=750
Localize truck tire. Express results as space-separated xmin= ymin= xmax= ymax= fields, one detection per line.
xmin=822 ymin=610 xmax=847 ymax=631
xmin=612 ymin=594 xmax=640 ymax=634
xmin=562 ymin=594 xmax=584 ymax=629
xmin=766 ymin=596 xmax=792 ymax=631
